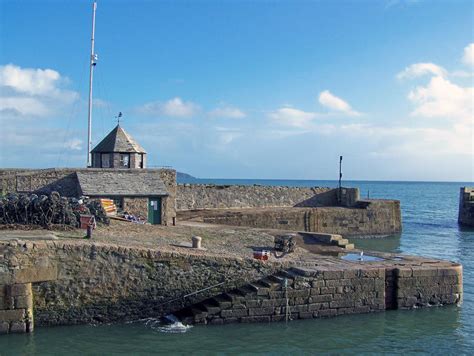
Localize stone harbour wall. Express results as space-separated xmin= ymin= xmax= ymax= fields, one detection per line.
xmin=175 ymin=263 xmax=463 ymax=325
xmin=458 ymin=187 xmax=474 ymax=227
xmin=177 ymin=184 xmax=340 ymax=210
xmin=0 ymin=283 xmax=34 ymax=333
xmin=0 ymin=169 xmax=81 ymax=197
xmin=178 ymin=200 xmax=402 ymax=237
xmin=0 ymin=240 xmax=278 ymax=330
xmin=0 ymin=240 xmax=462 ymax=333
xmin=159 ymin=169 xmax=177 ymax=225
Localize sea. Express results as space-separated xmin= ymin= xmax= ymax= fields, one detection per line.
xmin=1 ymin=179 xmax=473 ymax=355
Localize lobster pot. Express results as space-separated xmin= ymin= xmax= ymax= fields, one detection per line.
xmin=253 ymin=250 xmax=270 ymax=261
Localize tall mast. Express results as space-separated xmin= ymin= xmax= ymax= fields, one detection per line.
xmin=87 ymin=1 xmax=97 ymax=167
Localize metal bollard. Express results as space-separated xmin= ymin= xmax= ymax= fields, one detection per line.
xmin=192 ymin=235 xmax=202 ymax=249
xmin=86 ymin=225 xmax=93 ymax=239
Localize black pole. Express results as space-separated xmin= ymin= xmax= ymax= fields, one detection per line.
xmin=339 ymin=156 xmax=343 ymax=189
xmin=338 ymin=156 xmax=343 ymax=204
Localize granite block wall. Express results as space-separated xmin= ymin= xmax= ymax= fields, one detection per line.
xmin=458 ymin=187 xmax=474 ymax=227
xmin=0 ymin=240 xmax=278 ymax=328
xmin=0 ymin=240 xmax=463 ymax=332
xmin=178 ymin=201 xmax=402 ymax=237
xmin=174 ymin=263 xmax=463 ymax=325
xmin=0 ymin=283 xmax=34 ymax=334
xmin=177 ymin=185 xmax=338 ymax=210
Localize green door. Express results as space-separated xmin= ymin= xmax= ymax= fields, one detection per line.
xmin=148 ymin=198 xmax=162 ymax=224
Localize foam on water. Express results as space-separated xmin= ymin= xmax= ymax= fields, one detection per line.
xmin=144 ymin=315 xmax=193 ymax=334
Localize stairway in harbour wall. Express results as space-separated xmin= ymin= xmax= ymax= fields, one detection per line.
xmin=174 ymin=267 xmax=386 ymax=325
xmin=173 ymin=262 xmax=463 ymax=326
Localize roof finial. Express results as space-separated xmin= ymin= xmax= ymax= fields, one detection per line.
xmin=115 ymin=112 xmax=123 ymax=125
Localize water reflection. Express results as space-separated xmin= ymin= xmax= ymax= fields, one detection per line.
xmin=350 ymin=233 xmax=402 ymax=253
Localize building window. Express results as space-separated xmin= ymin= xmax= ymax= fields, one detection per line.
xmin=101 ymin=154 xmax=110 ymax=168
xmin=112 ymin=197 xmax=124 ymax=210
xmin=120 ymin=153 xmax=130 ymax=168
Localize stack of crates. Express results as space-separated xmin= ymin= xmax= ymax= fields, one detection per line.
xmin=100 ymin=198 xmax=117 ymax=216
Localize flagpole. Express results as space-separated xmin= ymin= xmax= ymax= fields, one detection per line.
xmin=87 ymin=1 xmax=97 ymax=167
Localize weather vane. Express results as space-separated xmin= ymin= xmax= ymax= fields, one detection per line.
xmin=115 ymin=112 xmax=123 ymax=125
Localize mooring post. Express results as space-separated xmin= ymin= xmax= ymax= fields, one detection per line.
xmin=192 ymin=236 xmax=202 ymax=249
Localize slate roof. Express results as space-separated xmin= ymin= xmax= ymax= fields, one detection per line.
xmin=91 ymin=125 xmax=146 ymax=153
xmin=76 ymin=170 xmax=168 ymax=196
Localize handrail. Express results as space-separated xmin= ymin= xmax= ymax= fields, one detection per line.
xmin=158 ymin=281 xmax=225 ymax=307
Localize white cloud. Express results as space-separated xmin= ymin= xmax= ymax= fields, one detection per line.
xmin=209 ymin=106 xmax=246 ymax=119
xmin=397 ymin=62 xmax=447 ymax=80
xmin=451 ymin=70 xmax=474 ymax=78
xmin=462 ymin=43 xmax=474 ymax=66
xmin=215 ymin=127 xmax=242 ymax=145
xmin=137 ymin=97 xmax=200 ymax=118
xmin=0 ymin=64 xmax=61 ymax=96
xmin=268 ymin=107 xmax=317 ymax=128
xmin=0 ymin=64 xmax=78 ymax=118
xmin=389 ymin=44 xmax=474 ymax=161
xmin=65 ymin=138 xmax=82 ymax=151
xmin=162 ymin=97 xmax=199 ymax=117
xmin=138 ymin=97 xmax=200 ymax=118
xmin=339 ymin=123 xmax=472 ymax=157
xmin=318 ymin=90 xmax=361 ymax=116
xmin=0 ymin=97 xmax=50 ymax=116
xmin=408 ymin=75 xmax=473 ymax=122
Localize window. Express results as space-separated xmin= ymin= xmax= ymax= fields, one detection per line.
xmin=101 ymin=154 xmax=110 ymax=168
xmin=120 ymin=154 xmax=130 ymax=168
xmin=139 ymin=154 xmax=144 ymax=168
xmin=112 ymin=197 xmax=124 ymax=210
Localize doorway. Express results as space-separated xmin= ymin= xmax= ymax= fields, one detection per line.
xmin=148 ymin=198 xmax=162 ymax=224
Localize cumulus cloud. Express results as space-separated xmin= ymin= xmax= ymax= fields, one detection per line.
xmin=0 ymin=64 xmax=78 ymax=117
xmin=389 ymin=43 xmax=474 ymax=160
xmin=209 ymin=106 xmax=246 ymax=119
xmin=318 ymin=90 xmax=361 ymax=116
xmin=397 ymin=62 xmax=447 ymax=80
xmin=0 ymin=64 xmax=61 ymax=96
xmin=462 ymin=43 xmax=474 ymax=66
xmin=137 ymin=97 xmax=200 ymax=118
xmin=397 ymin=45 xmax=474 ymax=126
xmin=0 ymin=97 xmax=50 ymax=116
xmin=408 ymin=76 xmax=473 ymax=122
xmin=268 ymin=107 xmax=317 ymax=128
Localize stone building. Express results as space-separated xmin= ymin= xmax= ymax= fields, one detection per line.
xmin=91 ymin=124 xmax=147 ymax=169
xmin=0 ymin=125 xmax=177 ymax=225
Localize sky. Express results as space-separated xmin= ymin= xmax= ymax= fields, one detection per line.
xmin=0 ymin=0 xmax=473 ymax=181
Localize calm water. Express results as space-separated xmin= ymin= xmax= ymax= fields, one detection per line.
xmin=2 ymin=180 xmax=474 ymax=355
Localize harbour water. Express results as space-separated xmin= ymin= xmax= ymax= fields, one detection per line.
xmin=1 ymin=180 xmax=473 ymax=354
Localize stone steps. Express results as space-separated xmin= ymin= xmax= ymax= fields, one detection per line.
xmin=299 ymin=232 xmax=353 ymax=249
xmin=173 ymin=268 xmax=311 ymax=325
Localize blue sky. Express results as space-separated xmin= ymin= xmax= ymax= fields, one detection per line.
xmin=0 ymin=0 xmax=473 ymax=181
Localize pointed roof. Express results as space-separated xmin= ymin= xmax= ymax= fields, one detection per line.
xmin=91 ymin=125 xmax=146 ymax=153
